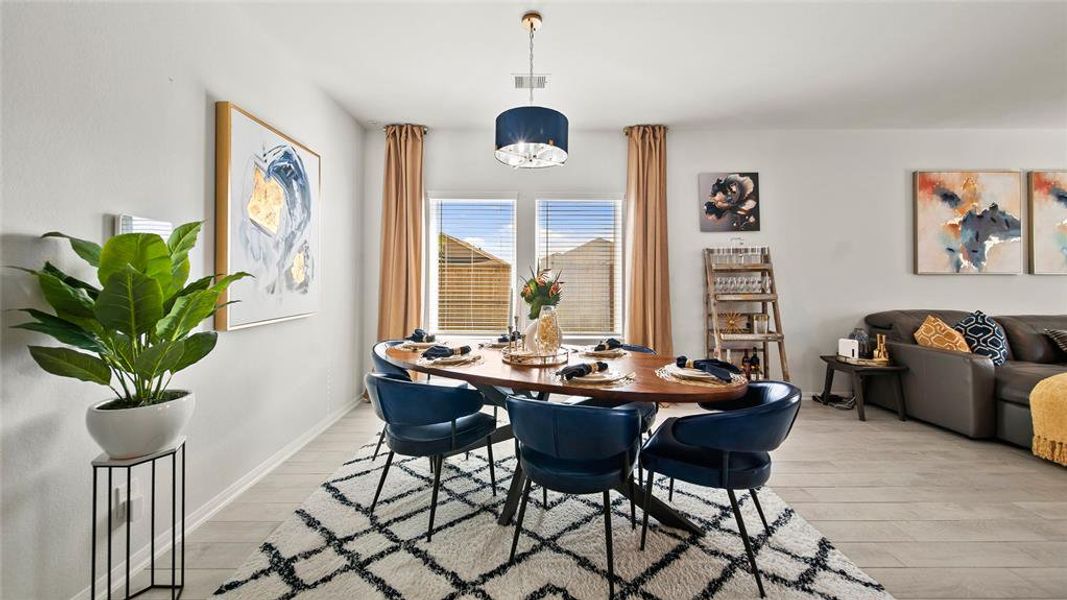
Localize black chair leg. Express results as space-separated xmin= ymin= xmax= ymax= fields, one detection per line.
xmin=370 ymin=451 xmax=394 ymax=513
xmin=640 ymin=468 xmax=654 ymax=551
xmin=750 ymin=488 xmax=769 ymax=533
xmin=372 ymin=429 xmax=385 ymax=461
xmin=727 ymin=489 xmax=766 ymax=598
xmin=668 ymin=478 xmax=674 ymax=502
xmin=427 ymin=455 xmax=443 ymax=541
xmin=629 ymin=477 xmax=636 ymax=530
xmin=509 ymin=479 xmax=533 ymax=564
xmin=429 ymin=457 xmax=435 ymax=474
xmin=486 ymin=437 xmax=496 ymax=496
xmin=543 ymin=486 xmax=548 ymax=507
xmin=602 ymin=491 xmax=615 ymax=598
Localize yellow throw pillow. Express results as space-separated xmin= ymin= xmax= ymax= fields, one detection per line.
xmin=914 ymin=315 xmax=971 ymax=352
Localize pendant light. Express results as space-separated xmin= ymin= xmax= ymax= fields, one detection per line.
xmin=494 ymin=11 xmax=569 ymax=168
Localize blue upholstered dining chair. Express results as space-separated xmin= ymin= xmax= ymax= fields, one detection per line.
xmin=639 ymin=381 xmax=802 ymax=598
xmin=573 ymin=343 xmax=659 ymax=436
xmin=506 ymin=396 xmax=643 ymax=598
xmin=369 ymin=341 xmax=475 ymax=460
xmin=364 ymin=372 xmax=499 ymax=541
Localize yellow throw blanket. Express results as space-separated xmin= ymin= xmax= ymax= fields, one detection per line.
xmin=1030 ymin=373 xmax=1067 ymax=466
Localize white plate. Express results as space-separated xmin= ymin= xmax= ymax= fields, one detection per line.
xmin=484 ymin=341 xmax=511 ymax=348
xmin=580 ymin=347 xmax=626 ymax=358
xmin=431 ymin=353 xmax=479 ymax=366
xmin=665 ymin=363 xmax=718 ymax=380
xmin=403 ymin=341 xmax=438 ymax=349
xmin=573 ymin=369 xmax=628 ymax=382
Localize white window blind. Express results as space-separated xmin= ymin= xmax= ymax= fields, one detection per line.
xmin=535 ymin=198 xmax=623 ymax=336
xmin=428 ymin=198 xmax=516 ymax=334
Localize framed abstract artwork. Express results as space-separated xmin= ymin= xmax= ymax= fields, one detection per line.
xmin=913 ymin=171 xmax=1022 ymax=274
xmin=699 ymin=172 xmax=760 ymax=232
xmin=215 ymin=102 xmax=321 ymax=330
xmin=1029 ymin=171 xmax=1067 ymax=274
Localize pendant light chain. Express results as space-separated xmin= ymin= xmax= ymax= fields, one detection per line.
xmin=529 ymin=26 xmax=535 ymax=105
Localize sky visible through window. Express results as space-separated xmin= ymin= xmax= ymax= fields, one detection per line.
xmin=439 ymin=200 xmax=617 ymax=262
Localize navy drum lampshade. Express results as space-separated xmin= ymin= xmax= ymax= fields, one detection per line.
xmin=494 ymin=106 xmax=569 ymax=168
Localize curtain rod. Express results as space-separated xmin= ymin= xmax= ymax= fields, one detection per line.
xmin=381 ymin=124 xmax=428 ymax=133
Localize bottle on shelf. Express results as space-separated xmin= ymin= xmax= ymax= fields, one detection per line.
xmin=749 ymin=347 xmax=762 ymax=380
xmin=741 ymin=349 xmax=752 ymax=380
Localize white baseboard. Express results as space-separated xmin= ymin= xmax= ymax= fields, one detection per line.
xmin=72 ymin=398 xmax=358 ymax=600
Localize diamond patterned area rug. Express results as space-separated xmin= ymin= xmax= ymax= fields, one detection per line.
xmin=215 ymin=432 xmax=892 ymax=599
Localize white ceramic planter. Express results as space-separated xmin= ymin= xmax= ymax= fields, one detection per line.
xmin=86 ymin=392 xmax=196 ymax=459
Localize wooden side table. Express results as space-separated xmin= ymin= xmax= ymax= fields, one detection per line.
xmin=815 ymin=355 xmax=907 ymax=421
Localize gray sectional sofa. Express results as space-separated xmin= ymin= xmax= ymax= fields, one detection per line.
xmin=863 ymin=310 xmax=1067 ymax=447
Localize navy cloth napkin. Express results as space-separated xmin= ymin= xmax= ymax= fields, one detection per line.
xmin=674 ymin=356 xmax=738 ymax=382
xmin=497 ymin=331 xmax=521 ymax=343
xmin=422 ymin=345 xmax=471 ymax=359
xmin=556 ymin=362 xmax=609 ymax=380
xmin=406 ymin=328 xmax=436 ymax=343
xmin=594 ymin=338 xmax=649 ymax=352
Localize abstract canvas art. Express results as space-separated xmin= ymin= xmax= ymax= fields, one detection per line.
xmin=1029 ymin=171 xmax=1067 ymax=274
xmin=914 ymin=171 xmax=1022 ymax=274
xmin=215 ymin=102 xmax=321 ymax=330
xmin=699 ymin=172 xmax=760 ymax=232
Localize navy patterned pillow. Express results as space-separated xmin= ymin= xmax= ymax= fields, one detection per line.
xmin=953 ymin=311 xmax=1008 ymax=365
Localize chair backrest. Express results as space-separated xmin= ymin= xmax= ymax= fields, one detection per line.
xmin=506 ymin=395 xmax=641 ymax=461
xmin=365 ymin=372 xmax=484 ymax=427
xmin=673 ymin=381 xmax=801 ymax=453
xmin=371 ymin=340 xmax=411 ymax=380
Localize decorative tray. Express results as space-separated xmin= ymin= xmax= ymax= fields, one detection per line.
xmin=838 ymin=356 xmax=890 ymax=367
xmin=501 ymin=347 xmax=570 ymax=367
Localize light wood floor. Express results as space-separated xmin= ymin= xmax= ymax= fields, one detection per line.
xmin=141 ymin=399 xmax=1067 ymax=599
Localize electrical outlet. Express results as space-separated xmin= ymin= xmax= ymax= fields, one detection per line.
xmin=111 ymin=477 xmax=144 ymax=527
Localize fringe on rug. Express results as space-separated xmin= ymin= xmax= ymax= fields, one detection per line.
xmin=1032 ymin=435 xmax=1067 ymax=466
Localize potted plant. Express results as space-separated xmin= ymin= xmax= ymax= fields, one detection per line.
xmin=11 ymin=222 xmax=249 ymax=459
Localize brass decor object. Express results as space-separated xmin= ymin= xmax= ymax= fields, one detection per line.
xmin=501 ymin=347 xmax=570 ymax=367
xmin=704 ymin=245 xmax=791 ymax=381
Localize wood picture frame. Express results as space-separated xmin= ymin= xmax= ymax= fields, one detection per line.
xmin=215 ymin=102 xmax=322 ymax=330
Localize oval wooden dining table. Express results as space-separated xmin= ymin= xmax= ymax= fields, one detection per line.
xmin=384 ymin=344 xmax=748 ymax=534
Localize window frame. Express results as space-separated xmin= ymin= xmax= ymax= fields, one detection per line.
xmin=533 ymin=194 xmax=626 ymax=339
xmin=424 ymin=192 xmax=519 ymax=336
xmin=424 ymin=191 xmax=626 ymax=342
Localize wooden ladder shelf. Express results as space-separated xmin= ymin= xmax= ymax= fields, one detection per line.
xmin=704 ymin=246 xmax=791 ymax=382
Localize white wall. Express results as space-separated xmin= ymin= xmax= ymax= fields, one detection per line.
xmin=361 ymin=128 xmax=627 ymax=376
xmin=361 ymin=128 xmax=1067 ymax=392
xmin=667 ymin=129 xmax=1067 ymax=390
xmin=1 ymin=4 xmax=365 ymax=598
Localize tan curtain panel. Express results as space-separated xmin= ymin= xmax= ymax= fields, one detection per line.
xmin=624 ymin=125 xmax=673 ymax=355
xmin=377 ymin=124 xmax=425 ymax=341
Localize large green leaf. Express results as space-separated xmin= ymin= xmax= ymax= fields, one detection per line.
xmin=155 ymin=289 xmax=218 ymax=341
xmin=41 ymin=262 xmax=101 ymax=299
xmin=133 ymin=340 xmax=185 ymax=378
xmin=170 ymin=331 xmax=217 ymax=373
xmin=164 ymin=274 xmax=213 ymax=313
xmin=110 ymin=332 xmax=136 ymax=370
xmin=94 ymin=266 xmax=164 ymax=337
xmin=210 ymin=271 xmax=253 ymax=294
xmin=97 ymin=233 xmax=172 ymax=292
xmin=28 ymin=346 xmax=111 ymax=385
xmin=167 ymin=222 xmax=202 ymax=265
xmin=37 ymin=272 xmax=96 ymax=319
xmin=168 ymin=258 xmax=191 ymax=298
xmin=12 ymin=309 xmax=102 ymax=351
xmin=42 ymin=232 xmax=102 ymax=266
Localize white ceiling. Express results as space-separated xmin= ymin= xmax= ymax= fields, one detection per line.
xmin=241 ymin=1 xmax=1067 ymax=130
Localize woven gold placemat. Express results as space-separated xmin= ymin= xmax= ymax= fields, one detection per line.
xmin=654 ymin=365 xmax=748 ymax=389
xmin=559 ymin=372 xmax=637 ymax=388
xmin=416 ymin=354 xmax=484 ymax=368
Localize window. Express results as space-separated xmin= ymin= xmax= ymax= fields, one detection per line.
xmin=536 ymin=198 xmax=623 ymax=336
xmin=427 ymin=198 xmax=516 ymax=334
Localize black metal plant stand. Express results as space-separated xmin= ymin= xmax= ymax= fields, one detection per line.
xmin=91 ymin=440 xmax=185 ymax=600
